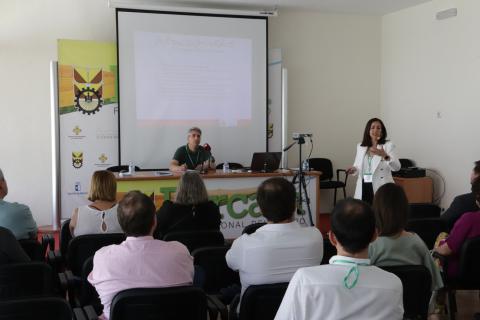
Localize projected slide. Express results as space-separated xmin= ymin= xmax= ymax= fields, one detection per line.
xmin=135 ymin=32 xmax=252 ymax=127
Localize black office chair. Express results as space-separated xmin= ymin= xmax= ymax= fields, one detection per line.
xmin=66 ymin=233 xmax=125 ymax=276
xmin=399 ymin=158 xmax=416 ymax=168
xmin=106 ymin=165 xmax=141 ymax=172
xmin=307 ymin=158 xmax=348 ymax=206
xmin=406 ymin=218 xmax=447 ymax=249
xmin=409 ymin=203 xmax=441 ymax=219
xmin=435 ymin=236 xmax=480 ymax=320
xmin=0 ymin=262 xmax=53 ymax=299
xmin=234 ymin=283 xmax=289 ymax=320
xmin=242 ymin=223 xmax=266 ymax=235
xmin=380 ymin=265 xmax=432 ymax=320
xmin=109 ymin=287 xmax=207 ymax=320
xmin=192 ymin=246 xmax=240 ymax=295
xmin=0 ymin=297 xmax=73 ymax=320
xmin=18 ymin=239 xmax=45 ymax=261
xmin=163 ymin=230 xmax=225 ymax=252
xmin=216 ymin=163 xmax=244 ymax=170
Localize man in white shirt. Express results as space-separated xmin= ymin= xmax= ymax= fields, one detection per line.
xmin=275 ymin=198 xmax=404 ymax=320
xmin=226 ymin=177 xmax=323 ymax=316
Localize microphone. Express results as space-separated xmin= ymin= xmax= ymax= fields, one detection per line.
xmin=203 ymin=143 xmax=212 ymax=173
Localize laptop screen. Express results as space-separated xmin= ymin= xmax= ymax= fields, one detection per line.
xmin=250 ymin=152 xmax=282 ymax=172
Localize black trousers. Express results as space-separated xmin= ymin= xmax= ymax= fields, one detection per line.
xmin=362 ymin=181 xmax=374 ymax=205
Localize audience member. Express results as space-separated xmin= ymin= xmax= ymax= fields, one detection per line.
xmin=226 ymin=177 xmax=323 ymax=315
xmin=69 ymin=170 xmax=122 ymax=237
xmin=369 ymin=183 xmax=443 ymax=290
xmin=275 ymin=198 xmax=403 ymax=320
xmin=0 ymin=168 xmax=37 ymax=240
xmin=88 ymin=191 xmax=194 ymax=319
xmin=155 ymin=171 xmax=220 ymax=238
xmin=441 ymin=160 xmax=480 ymax=230
xmin=0 ymin=226 xmax=30 ymax=264
xmin=434 ymin=178 xmax=480 ymax=279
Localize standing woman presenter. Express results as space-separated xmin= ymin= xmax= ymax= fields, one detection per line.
xmin=346 ymin=118 xmax=401 ymax=204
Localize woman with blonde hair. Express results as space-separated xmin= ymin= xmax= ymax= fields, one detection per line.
xmin=155 ymin=171 xmax=221 ymax=238
xmin=69 ymin=170 xmax=122 ymax=237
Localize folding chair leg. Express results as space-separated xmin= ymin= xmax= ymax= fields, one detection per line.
xmin=342 ymin=187 xmax=346 ymax=199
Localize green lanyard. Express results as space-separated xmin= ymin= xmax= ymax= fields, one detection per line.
xmin=330 ymin=258 xmax=370 ymax=289
xmin=366 ymin=153 xmax=373 ymax=174
xmin=185 ymin=145 xmax=200 ymax=168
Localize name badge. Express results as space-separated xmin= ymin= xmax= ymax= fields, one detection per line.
xmin=363 ymin=174 xmax=373 ymax=183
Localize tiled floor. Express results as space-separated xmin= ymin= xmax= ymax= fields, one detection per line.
xmin=429 ymin=291 xmax=480 ymax=320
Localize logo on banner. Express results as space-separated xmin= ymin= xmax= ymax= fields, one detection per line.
xmin=68 ymin=125 xmax=85 ymax=139
xmin=74 ymin=181 xmax=81 ymax=192
xmin=72 ymin=152 xmax=83 ymax=169
xmin=67 ymin=181 xmax=88 ymax=196
xmin=98 ymin=153 xmax=108 ymax=163
xmin=94 ymin=153 xmax=113 ymax=168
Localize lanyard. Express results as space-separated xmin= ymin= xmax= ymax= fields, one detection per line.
xmin=366 ymin=153 xmax=373 ymax=174
xmin=330 ymin=258 xmax=370 ymax=289
xmin=185 ymin=145 xmax=200 ymax=168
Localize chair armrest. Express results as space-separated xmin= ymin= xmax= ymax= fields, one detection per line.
xmin=207 ymin=294 xmax=228 ymax=320
xmin=73 ymin=305 xmax=98 ymax=320
xmin=47 ymin=250 xmax=65 ymax=273
xmin=336 ymin=169 xmax=349 ymax=184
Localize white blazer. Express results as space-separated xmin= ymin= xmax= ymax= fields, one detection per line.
xmin=351 ymin=141 xmax=401 ymax=199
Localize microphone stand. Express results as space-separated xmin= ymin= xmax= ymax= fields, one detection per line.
xmin=285 ymin=137 xmax=314 ymax=227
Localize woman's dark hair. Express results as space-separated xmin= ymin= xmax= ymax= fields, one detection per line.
xmin=472 ymin=177 xmax=480 ymax=203
xmin=257 ymin=177 xmax=296 ymax=223
xmin=373 ymin=183 xmax=408 ymax=237
xmin=474 ymin=160 xmax=480 ymax=176
xmin=331 ymin=198 xmax=376 ymax=254
xmin=360 ymin=118 xmax=387 ymax=147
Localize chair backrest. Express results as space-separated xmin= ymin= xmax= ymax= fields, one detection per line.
xmin=0 ymin=262 xmax=53 ymax=300
xmin=0 ymin=297 xmax=72 ymax=320
xmin=59 ymin=219 xmax=72 ymax=257
xmin=406 ymin=218 xmax=447 ymax=249
xmin=457 ymin=236 xmax=480 ymax=287
xmin=307 ymin=158 xmax=333 ymax=180
xmin=239 ymin=283 xmax=289 ymax=320
xmin=242 ymin=223 xmax=266 ymax=235
xmin=106 ymin=165 xmax=141 ymax=172
xmin=110 ymin=286 xmax=207 ymax=320
xmin=163 ymin=230 xmax=224 ymax=252
xmin=399 ymin=158 xmax=415 ymax=168
xmin=192 ymin=246 xmax=239 ymax=294
xmin=78 ymin=256 xmax=102 ymax=313
xmin=380 ymin=265 xmax=431 ymax=320
xmin=408 ymin=203 xmax=441 ymax=219
xmin=215 ymin=162 xmax=244 ymax=170
xmin=67 ymin=233 xmax=126 ymax=275
xmin=18 ymin=239 xmax=44 ymax=261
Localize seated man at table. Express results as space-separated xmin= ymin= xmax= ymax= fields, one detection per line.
xmin=0 ymin=168 xmax=37 ymax=240
xmin=169 ymin=127 xmax=215 ymax=172
xmin=226 ymin=177 xmax=323 ymax=316
xmin=275 ymin=198 xmax=403 ymax=320
xmin=88 ymin=191 xmax=193 ymax=319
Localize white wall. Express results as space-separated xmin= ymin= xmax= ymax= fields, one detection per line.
xmin=269 ymin=10 xmax=382 ymax=211
xmin=0 ymin=0 xmax=116 ymax=225
xmin=381 ymin=0 xmax=480 ymax=210
xmin=0 ymin=1 xmax=383 ymax=226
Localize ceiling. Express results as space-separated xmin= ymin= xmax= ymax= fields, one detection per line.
xmin=158 ymin=0 xmax=433 ymax=15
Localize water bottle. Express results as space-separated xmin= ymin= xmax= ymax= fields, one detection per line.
xmin=223 ymin=162 xmax=230 ymax=173
xmin=129 ymin=163 xmax=135 ymax=175
xmin=302 ymin=159 xmax=310 ymax=172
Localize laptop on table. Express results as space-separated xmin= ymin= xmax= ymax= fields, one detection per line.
xmin=249 ymin=152 xmax=282 ymax=173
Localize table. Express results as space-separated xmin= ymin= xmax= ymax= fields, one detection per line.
xmin=116 ymin=170 xmax=321 ymax=239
